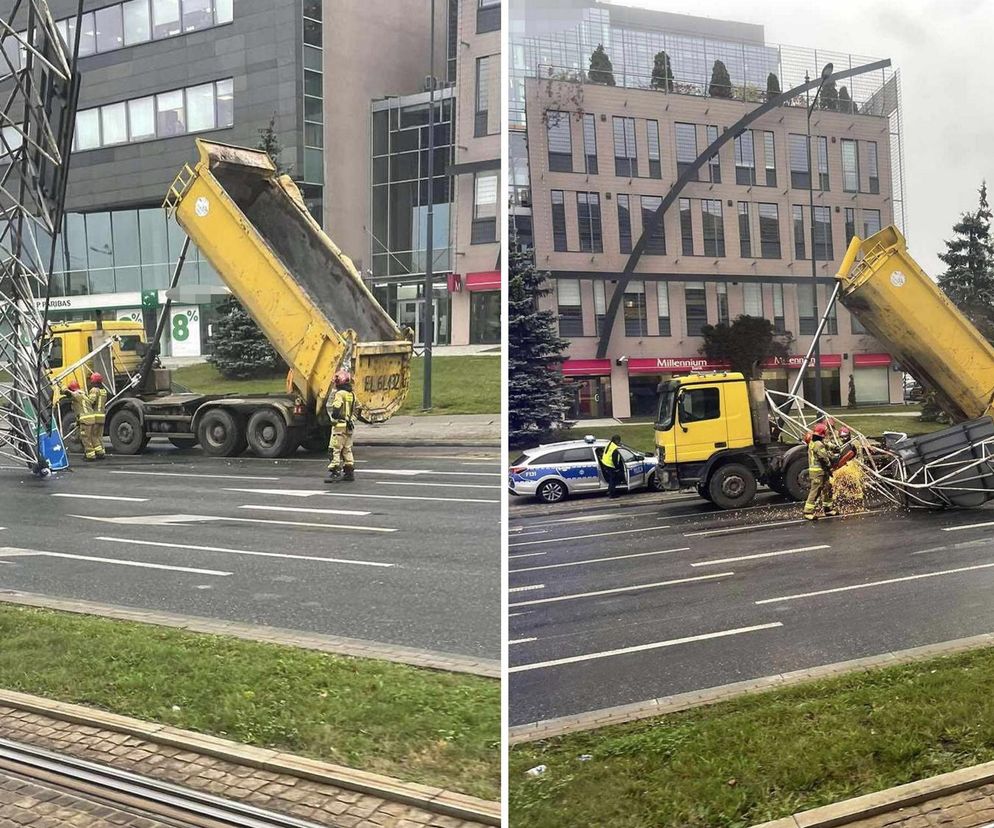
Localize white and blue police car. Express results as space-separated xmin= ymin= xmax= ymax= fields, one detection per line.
xmin=508 ymin=435 xmax=661 ymax=503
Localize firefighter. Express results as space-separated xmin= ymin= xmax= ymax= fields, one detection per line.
xmin=324 ymin=369 xmax=356 ymax=483
xmin=803 ymin=422 xmax=837 ymax=520
xmin=64 ymin=379 xmax=97 ymax=461
xmin=86 ymin=373 xmax=108 ymax=460
xmin=600 ymin=434 xmax=624 ymax=499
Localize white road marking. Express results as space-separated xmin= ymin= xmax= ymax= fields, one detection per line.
xmin=508 ymin=525 xmax=670 ymax=548
xmin=70 ymin=514 xmax=395 ymax=532
xmin=508 ymin=551 xmax=546 ymax=559
xmin=509 ymin=622 xmax=784 ymax=673
xmin=225 ymin=488 xmax=498 ymax=504
xmin=239 ymin=505 xmax=370 ymax=517
xmin=110 ymin=470 xmax=280 ymax=481
xmin=509 ymin=572 xmax=733 ymax=608
xmin=508 ymin=584 xmax=545 ymax=593
xmin=684 ymin=511 xmax=881 ymax=537
xmin=912 ymin=546 xmax=948 ymax=555
xmin=52 ymin=493 xmax=149 ymax=503
xmin=0 ymin=547 xmax=231 ymax=576
xmin=756 ymin=560 xmax=994 ymax=604
xmin=509 ymin=638 xmax=537 ymax=645
xmin=692 ymin=544 xmax=830 ymax=567
xmin=507 ymin=530 xmax=548 ymax=538
xmin=375 ymin=481 xmax=499 ymax=490
xmin=512 ymin=548 xmax=690 ymax=573
xmin=943 ymin=520 xmax=994 ymax=532
xmin=96 ymin=537 xmax=394 ymax=568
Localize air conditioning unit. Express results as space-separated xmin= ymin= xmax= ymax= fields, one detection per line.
xmin=423 ymin=75 xmax=437 ymax=92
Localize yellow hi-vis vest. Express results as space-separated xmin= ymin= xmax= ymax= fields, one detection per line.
xmin=602 ymin=441 xmax=620 ymax=469
xmin=87 ymin=386 xmax=108 ymax=424
xmin=69 ymin=389 xmax=92 ymax=420
xmin=808 ymin=438 xmax=831 ymax=475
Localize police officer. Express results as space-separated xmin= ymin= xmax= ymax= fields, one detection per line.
xmin=64 ymin=379 xmax=97 ymax=461
xmin=86 ymin=372 xmax=108 ymax=460
xmin=324 ymin=369 xmax=356 ymax=483
xmin=600 ymin=433 xmax=624 ymax=499
xmin=803 ymin=422 xmax=837 ymax=520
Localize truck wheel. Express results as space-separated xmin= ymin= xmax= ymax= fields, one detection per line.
xmin=197 ymin=409 xmax=247 ymax=457
xmin=246 ymin=409 xmax=292 ymax=458
xmin=168 ymin=436 xmax=199 ymax=450
xmin=648 ymin=470 xmax=664 ymax=492
xmin=109 ymin=409 xmax=149 ymax=455
xmin=783 ymin=456 xmax=810 ymax=502
xmin=708 ymin=463 xmax=757 ymax=510
xmin=767 ymin=474 xmax=786 ymax=495
xmin=537 ymin=479 xmax=568 ymax=504
xmin=697 ymin=483 xmax=713 ymax=503
xmin=61 ymin=412 xmax=83 ymax=454
xmin=301 ymin=427 xmax=331 ymax=454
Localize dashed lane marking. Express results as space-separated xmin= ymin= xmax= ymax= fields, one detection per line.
xmin=509 ymin=622 xmax=784 ymax=673
xmin=69 ymin=513 xmax=396 ymax=532
xmin=508 ymin=525 xmax=670 ymax=548
xmin=225 ymin=488 xmax=498 ymax=504
xmin=943 ymin=520 xmax=994 ymax=533
xmin=509 ymin=638 xmax=537 ymax=645
xmin=51 ymin=493 xmax=149 ymax=502
xmin=96 ymin=537 xmax=394 ymax=567
xmin=692 ymin=544 xmax=830 ymax=567
xmin=511 ymin=547 xmax=690 ymax=574
xmin=374 ymin=481 xmax=500 ymax=490
xmin=110 ymin=470 xmax=280 ymax=481
xmin=509 ymin=572 xmax=733 ymax=608
xmin=509 ymin=584 xmax=545 ymax=593
xmin=508 ymin=551 xmax=546 ymax=559
xmin=0 ymin=547 xmax=231 ymax=576
xmin=238 ymin=505 xmax=370 ymax=517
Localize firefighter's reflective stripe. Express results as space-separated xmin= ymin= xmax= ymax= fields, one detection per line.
xmin=88 ymin=387 xmax=108 ymax=424
xmin=69 ymin=390 xmax=94 ymax=421
xmin=330 ymin=389 xmax=355 ymax=428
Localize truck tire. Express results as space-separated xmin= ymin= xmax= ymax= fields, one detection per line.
xmin=783 ymin=455 xmax=810 ymax=502
xmin=246 ymin=409 xmax=292 ymax=458
xmin=197 ymin=409 xmax=247 ymax=457
xmin=301 ymin=427 xmax=331 ymax=454
xmin=708 ymin=463 xmax=757 ymax=510
xmin=168 ymin=436 xmax=199 ymax=450
xmin=109 ymin=409 xmax=149 ymax=455
xmin=61 ymin=411 xmax=83 ymax=454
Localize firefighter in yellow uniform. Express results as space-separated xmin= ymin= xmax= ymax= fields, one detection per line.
xmin=325 ymin=370 xmax=356 ymax=483
xmin=65 ymin=379 xmax=98 ymax=460
xmin=86 ymin=372 xmax=108 ymax=460
xmin=803 ymin=422 xmax=837 ymax=520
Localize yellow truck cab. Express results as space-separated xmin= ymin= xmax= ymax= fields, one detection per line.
xmin=655 ymin=371 xmax=809 ymax=508
xmin=47 ymin=320 xmax=146 ymax=390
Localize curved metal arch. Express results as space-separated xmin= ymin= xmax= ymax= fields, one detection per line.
xmin=594 ymin=59 xmax=892 ymax=359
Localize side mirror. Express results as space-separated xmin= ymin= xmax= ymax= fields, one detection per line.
xmin=135 ymin=342 xmax=148 ymax=357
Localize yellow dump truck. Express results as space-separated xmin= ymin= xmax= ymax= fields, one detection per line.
xmin=655 ymin=225 xmax=994 ymax=509
xmin=85 ymin=139 xmax=412 ymax=458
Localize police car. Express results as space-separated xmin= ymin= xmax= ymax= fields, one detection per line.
xmin=508 ymin=435 xmax=661 ymax=503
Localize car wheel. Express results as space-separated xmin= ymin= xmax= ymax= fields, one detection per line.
xmin=708 ymin=463 xmax=758 ymax=510
xmin=783 ymin=455 xmax=810 ymax=502
xmin=537 ymin=479 xmax=568 ymax=504
xmin=648 ymin=470 xmax=664 ymax=492
xmin=197 ymin=409 xmax=248 ymax=457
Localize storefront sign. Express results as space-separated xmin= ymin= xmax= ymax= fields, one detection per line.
xmin=562 ymin=358 xmax=612 ymax=376
xmin=465 ymin=271 xmax=500 ymax=292
xmin=169 ymin=306 xmax=201 ymax=357
xmin=853 ymin=353 xmax=893 ymax=367
xmin=627 ymin=354 xmax=844 ymax=374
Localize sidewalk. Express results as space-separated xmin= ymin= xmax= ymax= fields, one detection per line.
xmin=357 ymin=414 xmax=500 ymax=447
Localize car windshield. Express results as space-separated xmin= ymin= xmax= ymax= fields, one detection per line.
xmin=656 ymin=381 xmax=678 ymax=430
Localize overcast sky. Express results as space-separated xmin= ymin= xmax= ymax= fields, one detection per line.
xmin=602 ymin=0 xmax=992 ymax=277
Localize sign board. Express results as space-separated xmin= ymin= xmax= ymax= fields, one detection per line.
xmin=168 ymin=306 xmax=201 ymax=357
xmin=116 ymin=308 xmax=143 ymax=325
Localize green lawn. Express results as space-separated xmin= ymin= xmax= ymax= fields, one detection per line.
xmin=172 ymin=355 xmax=500 ymax=415
xmin=0 ymin=605 xmax=499 ymax=800
xmin=510 ymin=645 xmax=994 ymax=827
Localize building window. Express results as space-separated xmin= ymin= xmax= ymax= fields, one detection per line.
xmin=762 ymin=131 xmax=776 ymax=186
xmin=743 ymin=282 xmax=763 ymax=317
xmin=702 ymin=199 xmax=725 ymax=257
xmin=789 ymin=134 xmax=809 ymax=189
xmin=842 ymin=139 xmax=859 ymax=192
xmin=73 ymin=78 xmax=233 ymax=151
xmin=546 ymin=112 xmax=572 ymax=172
xmin=477 ymin=0 xmax=500 ymax=33
xmin=845 ymin=207 xmax=856 ymax=244
xmin=734 ymin=130 xmax=755 ymax=185
xmin=716 ymin=282 xmax=729 ymax=324
xmin=593 ymin=280 xmax=606 ymax=335
xmin=657 ymin=282 xmax=671 ymax=335
xmin=816 ymin=136 xmax=829 ymax=191
xmin=679 ymin=198 xmax=694 ymax=256
xmin=557 ymin=278 xmax=583 ymax=336
xmin=576 ymin=192 xmax=603 ymax=253
xmin=758 ymin=203 xmax=780 ymax=258
xmin=771 ymin=282 xmax=785 ymax=332
xmin=617 ymin=194 xmax=632 ymax=254
xmin=867 ymin=142 xmax=880 ymax=193
xmin=793 ymin=205 xmax=806 ymax=260
xmin=863 ymin=208 xmax=881 ymax=238
xmin=122 ymin=0 xmax=152 ymax=46
xmin=798 ymin=282 xmax=816 ymax=335
xmin=640 ymin=196 xmax=665 ymax=255
xmin=582 ymin=113 xmax=598 ymax=174
xmin=551 ymin=189 xmax=567 ymax=252
xmin=470 ymin=290 xmax=500 ymax=344
xmin=706 ymin=124 xmax=721 ymax=183
xmin=738 ymin=201 xmax=751 ymax=257
xmin=685 ymin=282 xmax=708 ymax=336
xmin=613 ymin=116 xmax=637 ymax=177
xmin=675 ymin=122 xmax=696 ymax=179
xmin=623 ymin=281 xmax=647 ymax=337
xmin=472 ymin=171 xmax=497 ymax=244
xmin=474 ymin=56 xmax=490 ymax=137
xmin=814 ymin=205 xmax=832 ymax=260
xmin=826 ymin=290 xmax=838 ymax=334
xmin=647 ymin=120 xmax=662 ymax=179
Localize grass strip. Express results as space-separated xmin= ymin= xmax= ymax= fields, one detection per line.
xmin=510 ymin=644 xmax=994 ymax=826
xmin=0 ymin=605 xmax=499 ymax=800
xmin=172 ymin=355 xmax=500 ymax=416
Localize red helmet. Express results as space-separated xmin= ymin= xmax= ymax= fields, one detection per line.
xmin=334 ymin=369 xmax=351 ymax=385
xmin=812 ymin=422 xmax=828 ymax=437
xmin=839 ymin=427 xmax=851 ymax=439
xmin=66 ymin=380 xmax=80 ymax=392
xmin=89 ymin=372 xmax=103 ymax=384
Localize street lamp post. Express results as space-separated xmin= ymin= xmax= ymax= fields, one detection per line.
xmin=805 ymin=63 xmax=832 ymax=408
xmin=422 ymin=0 xmax=436 ymax=411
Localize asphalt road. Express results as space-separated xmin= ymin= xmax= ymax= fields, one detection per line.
xmin=509 ymin=488 xmax=994 ymax=726
xmin=0 ymin=441 xmax=500 ymax=659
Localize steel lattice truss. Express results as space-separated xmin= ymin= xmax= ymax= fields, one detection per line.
xmin=0 ymin=1 xmax=80 ymax=474
xmin=768 ymin=390 xmax=994 ymax=510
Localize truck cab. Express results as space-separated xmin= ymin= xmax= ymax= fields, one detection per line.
xmin=46 ymin=320 xmax=147 ymax=389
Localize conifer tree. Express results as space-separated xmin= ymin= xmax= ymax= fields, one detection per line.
xmin=766 ymin=72 xmax=781 ymax=100
xmin=588 ymin=44 xmax=616 ymax=86
xmin=708 ymin=59 xmax=733 ymax=99
xmin=208 ymin=296 xmax=286 ymax=379
xmin=651 ymin=50 xmax=674 ymax=91
xmin=819 ymin=78 xmax=838 ymax=111
xmin=838 ymin=85 xmax=855 ymax=114
xmin=939 ymin=181 xmax=994 ymax=338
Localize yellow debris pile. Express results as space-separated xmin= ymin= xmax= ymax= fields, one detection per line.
xmin=832 ymin=461 xmax=866 ymax=513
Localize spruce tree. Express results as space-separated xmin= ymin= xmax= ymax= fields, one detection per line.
xmin=257 ymin=113 xmax=292 ymax=175
xmin=208 ymin=296 xmax=286 ymax=379
xmin=700 ymin=315 xmax=792 ymax=379
xmin=819 ymin=78 xmax=838 ymax=111
xmin=938 ymin=181 xmax=994 ymax=337
xmin=838 ymin=85 xmax=855 ymax=114
xmin=650 ymin=50 xmax=674 ymax=92
xmin=508 ymin=236 xmax=573 ymax=445
xmin=588 ymin=44 xmax=615 ymax=86
xmin=766 ymin=72 xmax=781 ymax=100
xmin=708 ymin=60 xmax=733 ymax=99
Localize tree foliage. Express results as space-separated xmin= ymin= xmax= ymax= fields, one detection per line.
xmin=938 ymin=181 xmax=994 ymax=339
xmin=819 ymin=78 xmax=838 ymax=111
xmin=847 ymin=374 xmax=857 ymax=409
xmin=508 ymin=236 xmax=573 ymax=445
xmin=588 ymin=45 xmax=616 ymax=86
xmin=766 ymin=72 xmax=781 ymax=100
xmin=838 ymin=85 xmax=855 ymax=114
xmin=651 ymin=50 xmax=674 ymax=92
xmin=708 ymin=60 xmax=733 ymax=99
xmin=699 ymin=315 xmax=793 ymax=379
xmin=257 ymin=113 xmax=292 ymax=175
xmin=208 ymin=296 xmax=286 ymax=379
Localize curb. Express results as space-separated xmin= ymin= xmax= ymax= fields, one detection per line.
xmin=509 ymin=631 xmax=994 ymax=744
xmin=356 ymin=439 xmax=501 ymax=448
xmin=749 ymin=760 xmax=994 ymax=827
xmin=0 ymin=688 xmax=501 ymax=826
xmin=0 ymin=591 xmax=500 ymax=679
